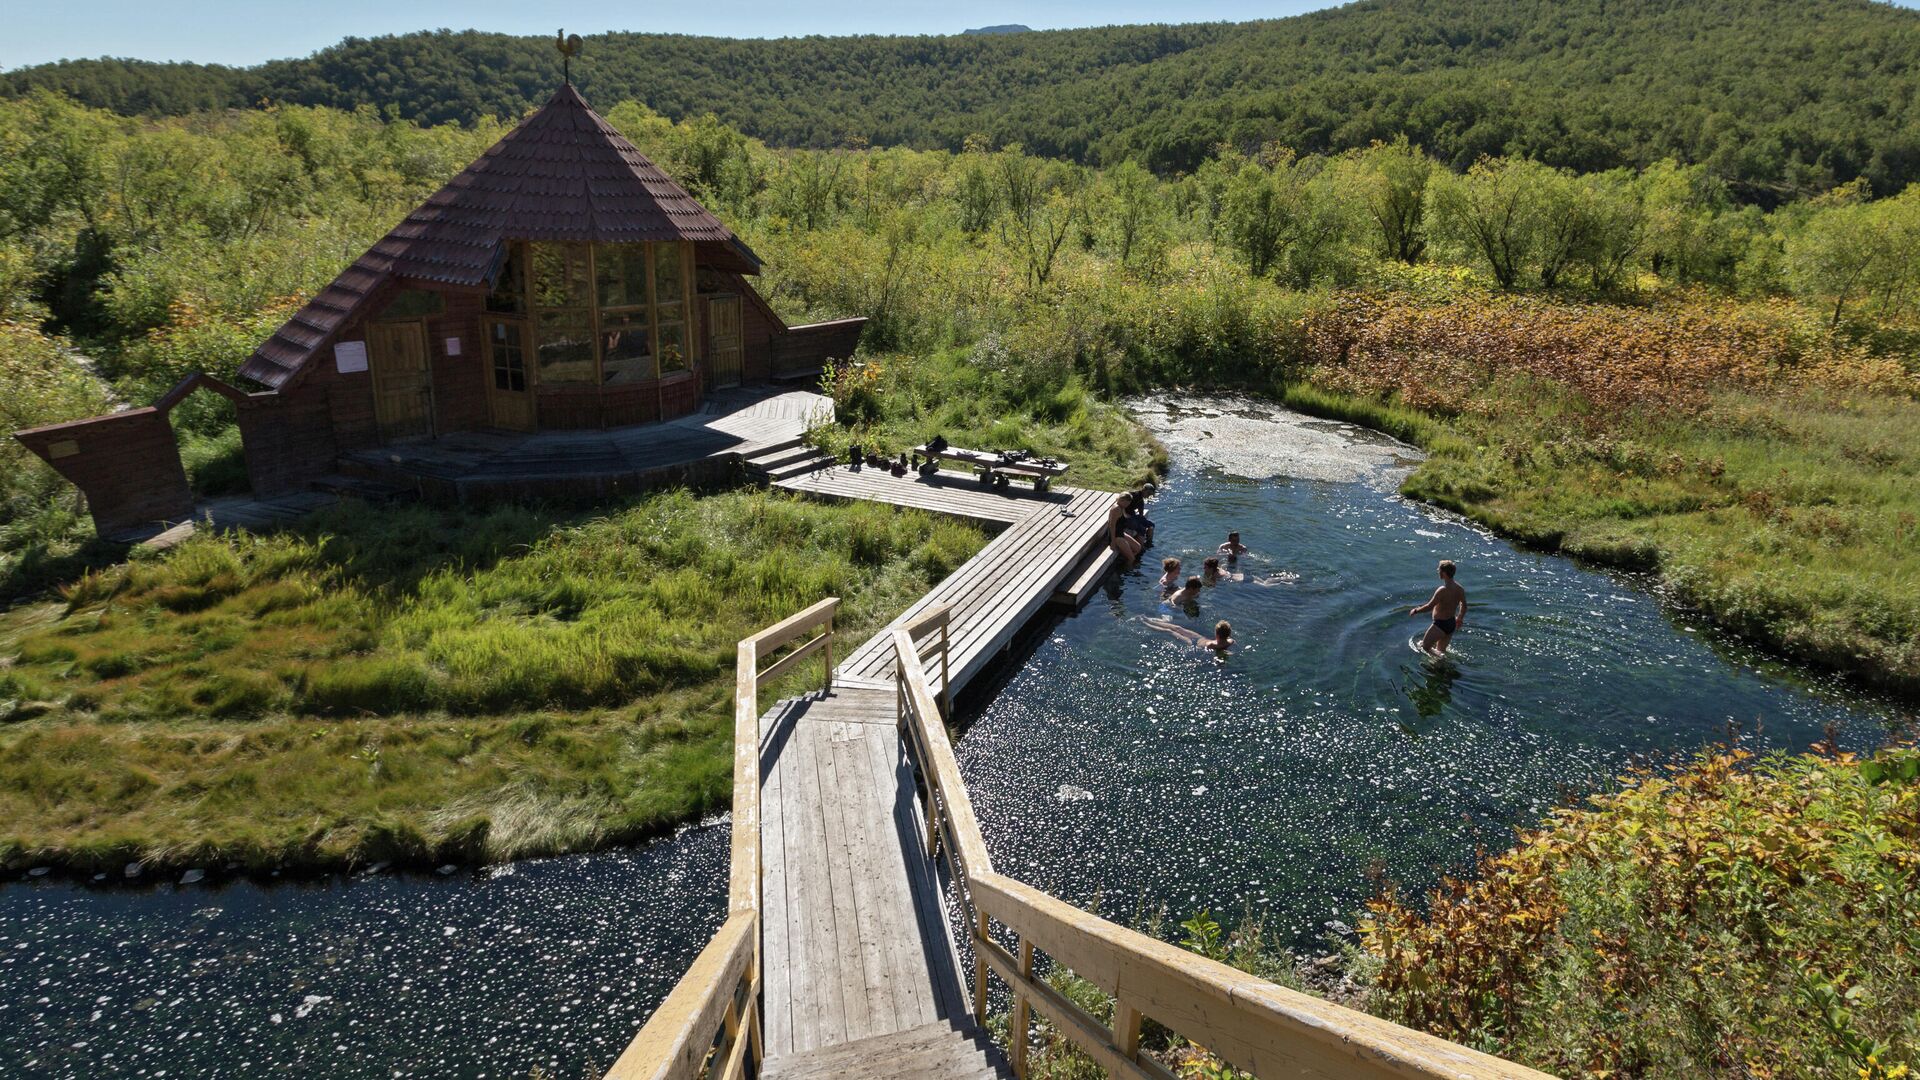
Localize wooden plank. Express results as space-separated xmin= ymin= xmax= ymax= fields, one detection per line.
xmin=785 ymin=720 xmax=849 ymax=1052
xmin=759 ymin=699 xmax=795 ymax=1058
xmin=824 ymin=722 xmax=904 ymax=1039
xmin=860 ymin=725 xmax=936 ymax=1031
xmin=811 ymin=721 xmax=880 ymax=1044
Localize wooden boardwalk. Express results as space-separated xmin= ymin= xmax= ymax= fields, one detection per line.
xmin=750 ymin=468 xmax=1118 ymax=1077
xmin=756 ymin=689 xmax=971 ymax=1058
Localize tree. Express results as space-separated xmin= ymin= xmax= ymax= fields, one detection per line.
xmin=1347 ymin=137 xmax=1434 ymax=264
xmin=1428 ymin=155 xmax=1543 ymax=288
xmin=1787 ymin=182 xmax=1920 ymax=327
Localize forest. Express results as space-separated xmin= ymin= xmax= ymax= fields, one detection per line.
xmin=8 ymin=0 xmax=1920 ymax=201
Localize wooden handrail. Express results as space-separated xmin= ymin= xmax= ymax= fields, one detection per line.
xmin=605 ymin=599 xmax=840 ymax=1080
xmin=890 ymin=634 xmax=1554 ymax=1080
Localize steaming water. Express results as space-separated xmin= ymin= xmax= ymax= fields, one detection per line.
xmin=2 ymin=395 xmax=1907 ymax=1076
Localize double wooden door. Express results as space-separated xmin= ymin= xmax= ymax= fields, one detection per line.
xmin=707 ymin=295 xmax=743 ymax=389
xmin=367 ymin=321 xmax=434 ymax=442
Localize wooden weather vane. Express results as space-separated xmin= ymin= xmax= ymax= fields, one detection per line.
xmin=556 ymin=29 xmax=583 ymax=84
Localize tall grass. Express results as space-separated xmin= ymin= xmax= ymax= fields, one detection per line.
xmin=0 ymin=488 xmax=985 ymax=872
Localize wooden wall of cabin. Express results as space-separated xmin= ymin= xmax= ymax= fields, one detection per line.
xmin=13 ymin=408 xmax=194 ymax=539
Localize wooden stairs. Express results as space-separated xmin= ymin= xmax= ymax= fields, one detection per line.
xmin=759 ymin=1021 xmax=1012 ymax=1080
xmin=744 ymin=437 xmax=836 ymax=483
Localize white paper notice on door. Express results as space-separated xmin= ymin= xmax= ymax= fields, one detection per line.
xmin=334 ymin=340 xmax=369 ymax=374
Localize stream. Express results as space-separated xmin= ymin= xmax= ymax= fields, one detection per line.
xmin=2 ymin=395 xmax=1908 ymax=1077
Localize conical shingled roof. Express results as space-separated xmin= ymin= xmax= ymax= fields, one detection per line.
xmin=240 ymin=85 xmax=756 ymax=390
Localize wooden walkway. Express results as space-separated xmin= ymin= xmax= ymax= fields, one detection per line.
xmin=751 ymin=468 xmax=1118 ymax=1077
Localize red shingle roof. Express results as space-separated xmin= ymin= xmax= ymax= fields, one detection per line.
xmin=240 ymin=85 xmax=757 ymax=390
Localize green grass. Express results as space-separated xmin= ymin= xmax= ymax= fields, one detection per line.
xmin=1276 ymin=380 xmax=1920 ymax=697
xmin=0 ymin=489 xmax=985 ymax=873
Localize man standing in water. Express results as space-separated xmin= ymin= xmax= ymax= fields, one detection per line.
xmin=1409 ymin=560 xmax=1467 ymax=655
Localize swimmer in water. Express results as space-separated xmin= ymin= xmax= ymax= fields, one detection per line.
xmin=1158 ymin=556 xmax=1182 ymax=593
xmin=1218 ymin=531 xmax=1247 ymax=560
xmin=1143 ymin=617 xmax=1234 ymax=654
xmin=1201 ymin=556 xmax=1241 ymax=584
xmin=1168 ymin=575 xmax=1203 ymax=613
xmin=1408 ymin=559 xmax=1467 ymax=655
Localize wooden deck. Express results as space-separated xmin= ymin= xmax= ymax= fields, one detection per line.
xmin=757 ymin=689 xmax=972 ymax=1059
xmin=829 ymin=485 xmax=1114 ymax=692
xmin=751 ymin=473 xmax=1116 ymax=1077
xmin=774 ymin=463 xmax=1073 ymax=526
xmin=338 ymin=387 xmax=830 ymax=501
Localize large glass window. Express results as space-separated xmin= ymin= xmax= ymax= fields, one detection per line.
xmin=485 ymin=240 xmax=694 ymax=391
xmin=655 ymin=242 xmax=687 ymax=374
xmin=532 ymin=243 xmax=595 ymax=383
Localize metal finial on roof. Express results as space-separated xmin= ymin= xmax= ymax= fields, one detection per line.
xmin=556 ymin=29 xmax=583 ymax=84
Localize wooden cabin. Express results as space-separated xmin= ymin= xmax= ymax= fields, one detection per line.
xmin=14 ymin=85 xmax=862 ymax=538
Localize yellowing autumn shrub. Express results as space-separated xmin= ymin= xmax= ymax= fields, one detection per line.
xmin=1362 ymin=747 xmax=1920 ymax=1079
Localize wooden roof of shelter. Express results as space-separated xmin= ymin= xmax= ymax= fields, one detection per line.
xmin=240 ymin=84 xmax=758 ymax=390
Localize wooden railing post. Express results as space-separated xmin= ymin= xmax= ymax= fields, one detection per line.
xmin=1113 ymin=1000 xmax=1143 ymax=1073
xmin=823 ymin=608 xmax=834 ymax=694
xmin=973 ymin=909 xmax=991 ymax=1025
xmin=1010 ymin=937 xmax=1035 ymax=1078
xmin=939 ymin=619 xmax=952 ymax=718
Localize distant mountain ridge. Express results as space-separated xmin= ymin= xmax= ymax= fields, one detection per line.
xmin=7 ymin=0 xmax=1920 ymax=199
xmin=962 ymin=24 xmax=1032 ymax=35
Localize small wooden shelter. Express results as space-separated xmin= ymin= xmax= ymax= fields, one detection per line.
xmin=14 ymin=85 xmax=862 ymax=538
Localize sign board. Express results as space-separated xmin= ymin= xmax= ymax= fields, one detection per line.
xmin=445 ymin=337 xmax=462 ymax=357
xmin=334 ymin=341 xmax=369 ymax=374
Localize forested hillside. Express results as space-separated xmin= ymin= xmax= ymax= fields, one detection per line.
xmin=8 ymin=0 xmax=1920 ymax=200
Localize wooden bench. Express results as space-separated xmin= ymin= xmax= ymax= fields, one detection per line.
xmin=910 ymin=443 xmax=1068 ymax=492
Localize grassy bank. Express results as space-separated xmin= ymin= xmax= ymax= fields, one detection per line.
xmin=0 ymin=490 xmax=985 ymax=874
xmin=1362 ymin=746 xmax=1920 ymax=1079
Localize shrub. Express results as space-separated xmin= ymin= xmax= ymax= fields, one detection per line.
xmin=1362 ymin=747 xmax=1920 ymax=1079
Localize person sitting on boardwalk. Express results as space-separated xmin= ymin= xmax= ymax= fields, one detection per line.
xmin=1144 ymin=616 xmax=1234 ymax=654
xmin=1108 ymin=493 xmax=1144 ymax=563
xmin=1158 ymin=556 xmax=1182 ymax=592
xmin=1121 ymin=486 xmax=1155 ymax=546
xmin=1218 ymin=531 xmax=1248 ymax=560
xmin=1409 ymin=559 xmax=1468 ymax=656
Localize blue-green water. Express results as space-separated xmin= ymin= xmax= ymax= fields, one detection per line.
xmin=952 ymin=445 xmax=1905 ymax=944
xmin=2 ymin=404 xmax=1908 ymax=1076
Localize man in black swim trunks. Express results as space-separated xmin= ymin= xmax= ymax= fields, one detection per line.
xmin=1409 ymin=559 xmax=1467 ymax=655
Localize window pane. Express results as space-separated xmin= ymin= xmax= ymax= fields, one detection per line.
xmin=601 ymin=309 xmax=654 ymax=384
xmin=595 ymin=244 xmax=648 ymax=309
xmin=536 ymin=309 xmax=596 ymax=383
xmin=653 ymin=242 xmax=684 ymax=304
xmin=531 ymin=242 xmax=591 ymax=311
xmin=490 ymin=320 xmax=526 ymax=391
xmin=487 ymin=245 xmax=526 ymax=314
xmin=659 ymin=321 xmax=688 ymax=373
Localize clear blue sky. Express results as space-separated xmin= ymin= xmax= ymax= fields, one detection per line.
xmin=2 ymin=2 xmax=1345 ymax=71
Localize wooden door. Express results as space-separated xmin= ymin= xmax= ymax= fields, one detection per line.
xmin=707 ymin=295 xmax=743 ymax=389
xmin=366 ymin=321 xmax=435 ymax=442
xmin=483 ymin=317 xmax=538 ymax=431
